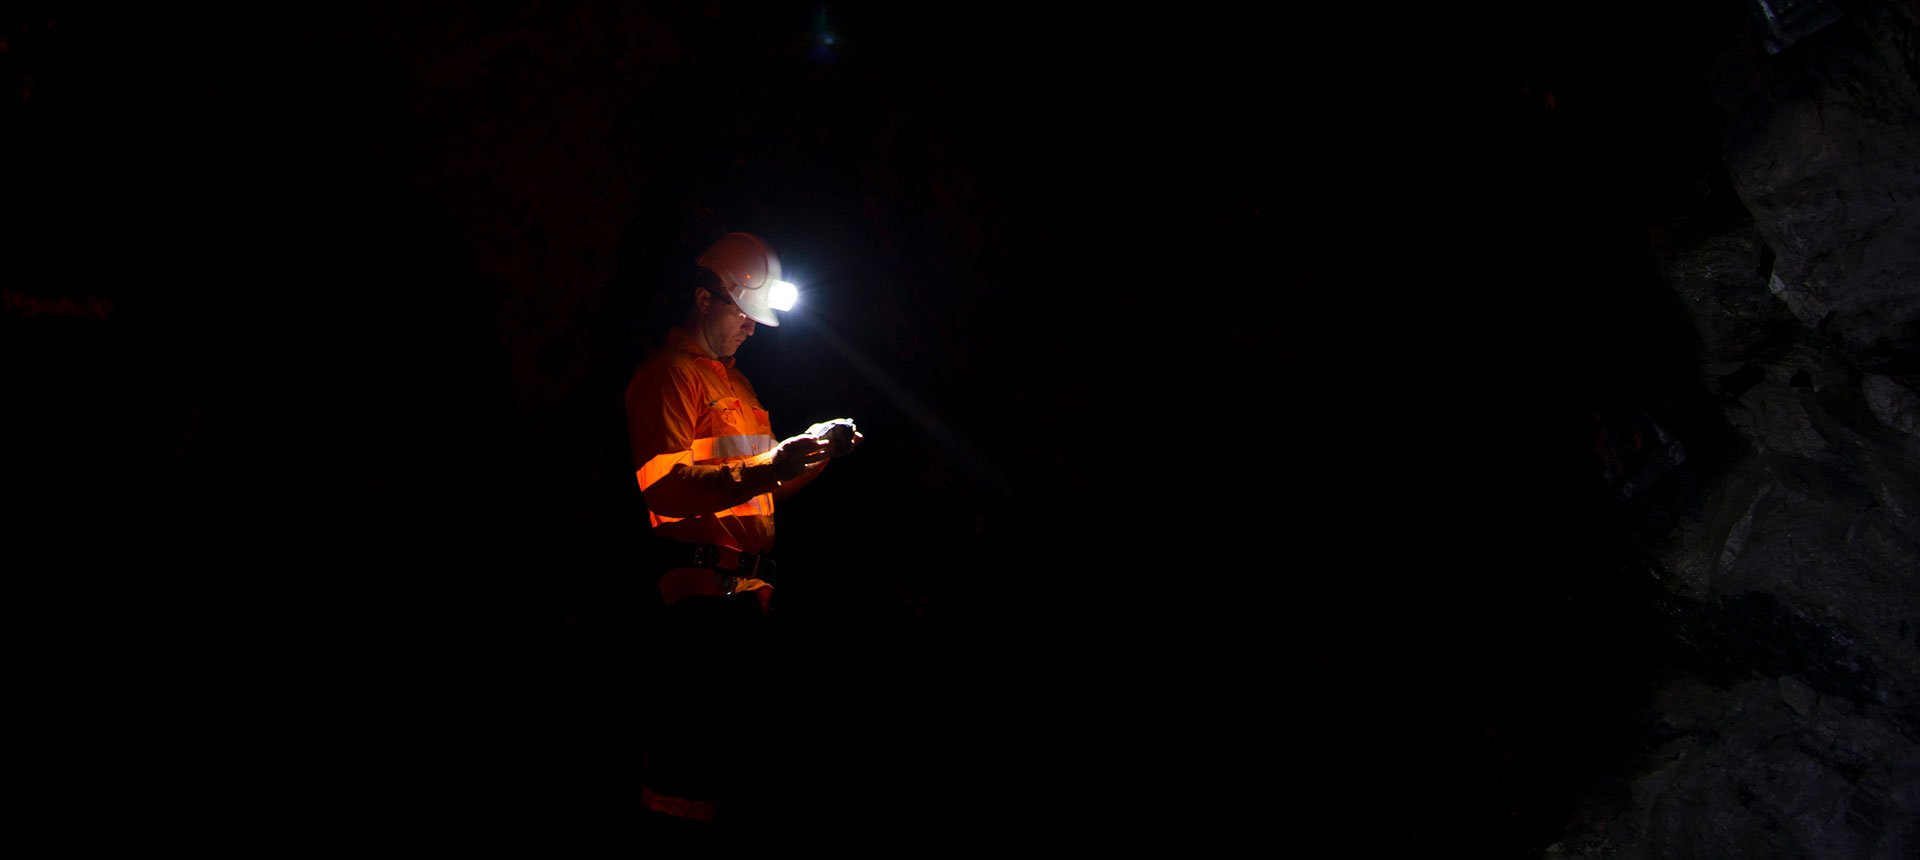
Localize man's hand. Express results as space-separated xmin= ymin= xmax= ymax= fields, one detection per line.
xmin=806 ymin=418 xmax=863 ymax=458
xmin=770 ymin=433 xmax=834 ymax=482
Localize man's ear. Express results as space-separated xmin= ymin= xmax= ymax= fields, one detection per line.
xmin=693 ymin=287 xmax=711 ymax=313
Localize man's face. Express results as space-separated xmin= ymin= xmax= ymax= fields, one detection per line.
xmin=698 ymin=288 xmax=757 ymax=357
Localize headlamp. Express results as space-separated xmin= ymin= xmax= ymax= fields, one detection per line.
xmin=768 ymin=279 xmax=798 ymax=312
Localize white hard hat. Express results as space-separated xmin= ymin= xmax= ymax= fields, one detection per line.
xmin=696 ymin=232 xmax=797 ymax=327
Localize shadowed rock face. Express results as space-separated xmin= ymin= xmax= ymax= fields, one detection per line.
xmin=1545 ymin=2 xmax=1920 ymax=858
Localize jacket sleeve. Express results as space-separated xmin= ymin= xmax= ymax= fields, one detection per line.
xmin=626 ymin=361 xmax=780 ymax=518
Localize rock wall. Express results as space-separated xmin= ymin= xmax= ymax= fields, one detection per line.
xmin=1549 ymin=3 xmax=1920 ymax=857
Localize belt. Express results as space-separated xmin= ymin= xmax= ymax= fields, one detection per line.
xmin=662 ymin=542 xmax=776 ymax=580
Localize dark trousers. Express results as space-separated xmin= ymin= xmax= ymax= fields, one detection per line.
xmin=635 ymin=586 xmax=772 ymax=834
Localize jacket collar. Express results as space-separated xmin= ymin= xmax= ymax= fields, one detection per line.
xmin=666 ymin=325 xmax=735 ymax=368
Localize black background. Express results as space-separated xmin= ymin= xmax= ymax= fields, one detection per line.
xmin=7 ymin=1 xmax=1753 ymax=853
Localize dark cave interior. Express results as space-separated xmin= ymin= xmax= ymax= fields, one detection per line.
xmin=6 ymin=1 xmax=1875 ymax=854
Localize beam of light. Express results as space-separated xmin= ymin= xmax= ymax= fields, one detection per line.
xmin=802 ymin=311 xmax=1007 ymax=499
xmin=801 ymin=306 xmax=1085 ymax=575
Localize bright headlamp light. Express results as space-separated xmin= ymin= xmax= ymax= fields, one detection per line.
xmin=768 ymin=279 xmax=798 ymax=312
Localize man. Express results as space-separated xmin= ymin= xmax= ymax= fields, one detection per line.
xmin=622 ymin=230 xmax=860 ymax=839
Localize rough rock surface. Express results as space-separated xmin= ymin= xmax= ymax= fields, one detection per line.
xmin=1547 ymin=2 xmax=1920 ymax=857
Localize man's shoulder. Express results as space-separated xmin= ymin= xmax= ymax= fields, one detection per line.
xmin=633 ymin=331 xmax=696 ymax=369
xmin=630 ymin=341 xmax=726 ymax=405
xmin=630 ymin=349 xmax=695 ymax=385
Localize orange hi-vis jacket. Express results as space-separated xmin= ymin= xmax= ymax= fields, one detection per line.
xmin=625 ymin=326 xmax=820 ymax=604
